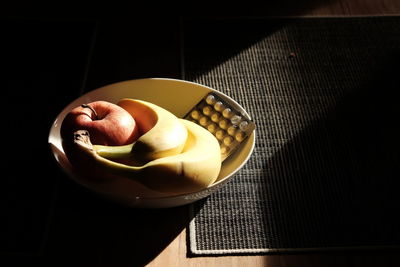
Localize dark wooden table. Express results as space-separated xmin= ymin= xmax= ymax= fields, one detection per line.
xmin=2 ymin=1 xmax=400 ymax=266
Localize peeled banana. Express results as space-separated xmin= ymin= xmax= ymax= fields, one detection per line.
xmin=72 ymin=99 xmax=222 ymax=194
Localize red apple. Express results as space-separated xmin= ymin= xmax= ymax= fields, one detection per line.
xmin=61 ymin=101 xmax=139 ymax=146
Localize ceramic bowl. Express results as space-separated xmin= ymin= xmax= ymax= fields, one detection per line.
xmin=48 ymin=78 xmax=255 ymax=208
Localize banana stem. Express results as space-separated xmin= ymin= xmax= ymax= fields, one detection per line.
xmin=74 ymin=130 xmax=134 ymax=160
xmin=93 ymin=144 xmax=134 ymax=159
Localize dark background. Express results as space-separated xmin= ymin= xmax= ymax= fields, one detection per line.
xmin=1 ymin=13 xmax=185 ymax=267
xmin=1 ymin=1 xmax=398 ymax=266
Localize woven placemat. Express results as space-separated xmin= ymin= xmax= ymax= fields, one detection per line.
xmin=184 ymin=16 xmax=400 ymax=256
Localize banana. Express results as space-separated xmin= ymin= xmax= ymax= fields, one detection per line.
xmin=73 ymin=119 xmax=222 ymax=194
xmin=92 ymin=99 xmax=188 ymax=162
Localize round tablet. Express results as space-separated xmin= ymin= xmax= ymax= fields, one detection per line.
xmin=191 ymin=110 xmax=201 ymax=120
xmin=216 ymin=130 xmax=225 ymax=140
xmin=219 ymin=119 xmax=229 ymax=130
xmin=227 ymin=125 xmax=237 ymax=136
xmin=221 ymin=145 xmax=230 ymax=155
xmin=231 ymin=115 xmax=242 ymax=125
xmin=239 ymin=121 xmax=249 ymax=131
xmin=235 ymin=131 xmax=246 ymax=142
xmin=206 ymin=95 xmax=216 ymax=105
xmin=207 ymin=123 xmax=217 ymax=133
xmin=202 ymin=105 xmax=213 ymax=116
xmin=214 ymin=101 xmax=224 ymax=112
xmin=211 ymin=112 xmax=220 ymax=122
xmin=222 ymin=108 xmax=233 ymax=118
xmin=223 ymin=136 xmax=234 ymax=146
xmin=199 ymin=116 xmax=209 ymax=126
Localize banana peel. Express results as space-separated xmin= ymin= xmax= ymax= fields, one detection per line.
xmin=74 ymin=119 xmax=221 ymax=194
xmin=71 ymin=99 xmax=222 ymax=195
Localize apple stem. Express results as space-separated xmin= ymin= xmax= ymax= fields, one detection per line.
xmin=81 ymin=104 xmax=98 ymax=120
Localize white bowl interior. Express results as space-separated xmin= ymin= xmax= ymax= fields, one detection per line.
xmin=48 ymin=78 xmax=255 ymax=207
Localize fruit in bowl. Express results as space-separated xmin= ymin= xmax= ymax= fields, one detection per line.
xmin=48 ymin=78 xmax=255 ymax=208
xmin=61 ymin=98 xmax=222 ymax=195
xmin=60 ymin=101 xmax=140 ymax=146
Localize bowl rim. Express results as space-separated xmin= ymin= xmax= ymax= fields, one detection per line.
xmin=48 ymin=77 xmax=256 ymax=200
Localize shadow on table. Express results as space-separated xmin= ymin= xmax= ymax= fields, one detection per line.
xmin=43 ymin=177 xmax=201 ymax=267
xmin=0 ymin=18 xmax=95 ymax=265
xmin=39 ymin=17 xmax=187 ymax=267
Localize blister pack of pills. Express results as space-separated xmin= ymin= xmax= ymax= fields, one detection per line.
xmin=184 ymin=93 xmax=255 ymax=161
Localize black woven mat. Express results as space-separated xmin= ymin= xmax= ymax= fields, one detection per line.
xmin=184 ymin=16 xmax=400 ymax=255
